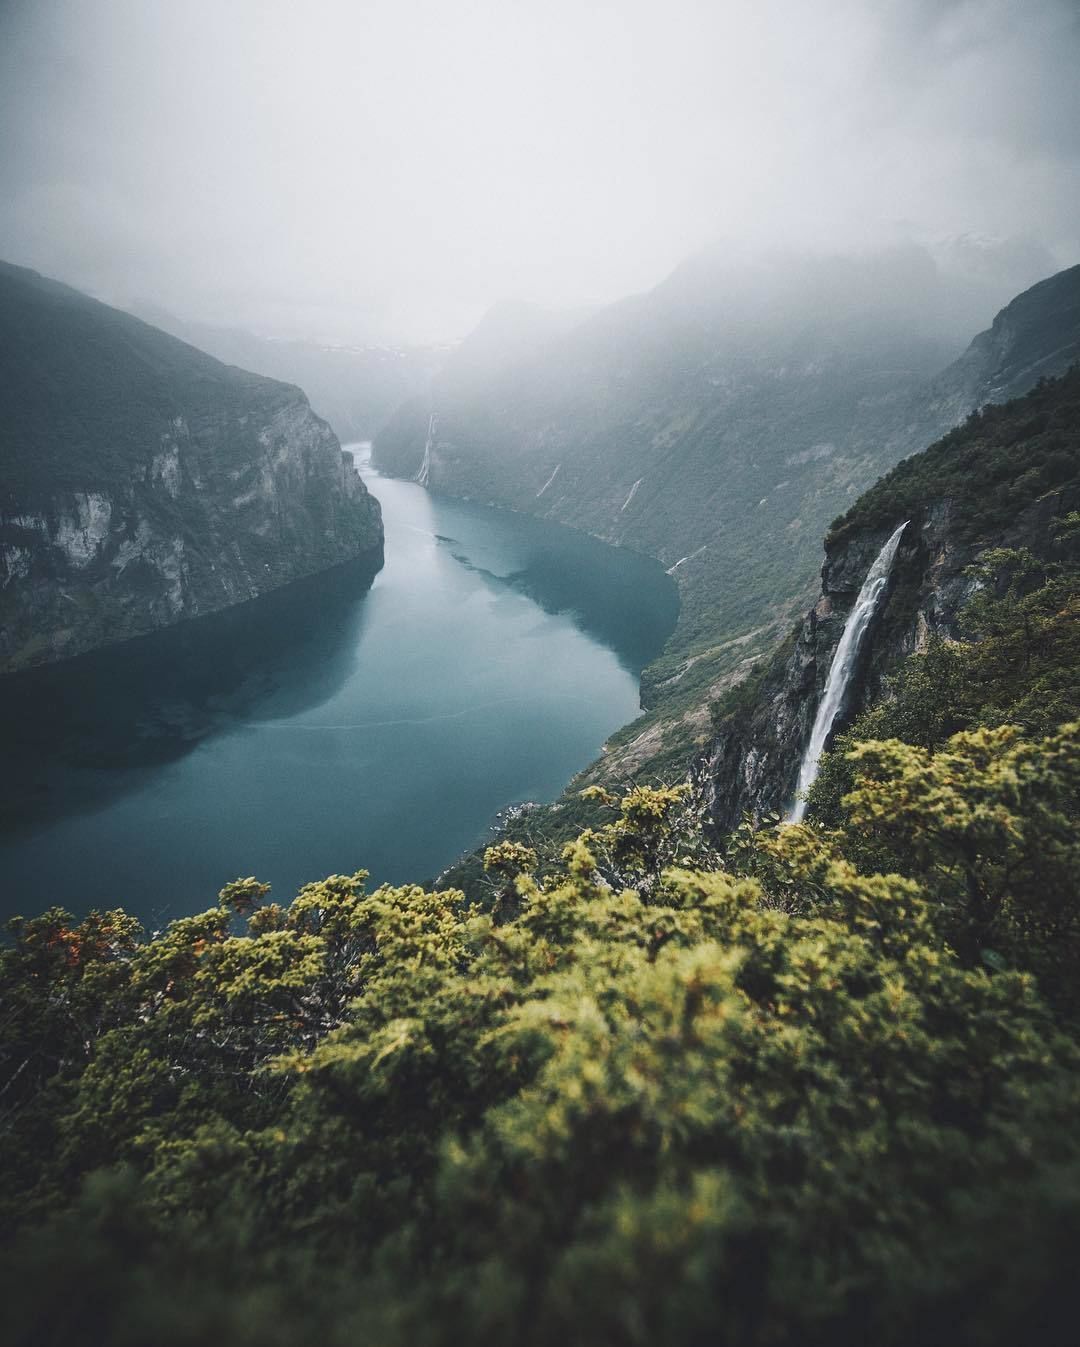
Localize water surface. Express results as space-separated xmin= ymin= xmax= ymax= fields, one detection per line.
xmin=0 ymin=452 xmax=676 ymax=926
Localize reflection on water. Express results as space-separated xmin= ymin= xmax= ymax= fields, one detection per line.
xmin=1 ymin=552 xmax=384 ymax=831
xmin=0 ymin=455 xmax=677 ymax=926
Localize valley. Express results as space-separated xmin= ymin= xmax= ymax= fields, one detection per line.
xmin=0 ymin=448 xmax=676 ymax=923
xmin=4 ymin=6 xmax=1080 ymax=1340
xmin=374 ymin=258 xmax=1080 ymax=785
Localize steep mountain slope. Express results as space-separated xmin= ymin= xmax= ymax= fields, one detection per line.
xmin=379 ymin=255 xmax=1080 ymax=782
xmin=0 ymin=262 xmax=383 ymax=672
xmin=132 ymin=304 xmax=445 ymax=443
xmin=377 ymin=249 xmax=957 ymax=608
xmin=441 ymin=298 xmax=591 ymax=389
xmin=921 ymin=263 xmax=1080 ymax=428
xmin=705 ymin=364 xmax=1080 ymax=829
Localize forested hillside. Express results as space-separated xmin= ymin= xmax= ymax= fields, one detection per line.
xmin=0 ymin=262 xmax=383 ymax=671
xmin=376 ymin=255 xmax=1080 ymax=782
xmin=3 ymin=370 xmax=1080 ymax=1347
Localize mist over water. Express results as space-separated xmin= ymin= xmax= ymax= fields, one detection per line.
xmin=0 ymin=454 xmax=677 ymax=926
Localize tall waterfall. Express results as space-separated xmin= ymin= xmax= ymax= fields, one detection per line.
xmin=788 ymin=521 xmax=909 ymax=823
xmin=415 ymin=413 xmax=436 ymax=487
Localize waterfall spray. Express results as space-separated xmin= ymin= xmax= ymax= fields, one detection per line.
xmin=787 ymin=521 xmax=909 ymax=823
xmin=415 ymin=413 xmax=436 ymax=487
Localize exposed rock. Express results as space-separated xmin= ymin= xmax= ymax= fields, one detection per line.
xmin=0 ymin=262 xmax=383 ymax=672
xmin=703 ymin=371 xmax=1080 ymax=831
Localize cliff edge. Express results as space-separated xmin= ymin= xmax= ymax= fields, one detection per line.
xmin=704 ymin=364 xmax=1080 ymax=829
xmin=0 ymin=262 xmax=383 ymax=672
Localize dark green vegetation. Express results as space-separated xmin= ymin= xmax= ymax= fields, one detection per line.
xmin=4 ymin=382 xmax=1080 ymax=1341
xmin=0 ymin=261 xmax=302 ymax=498
xmin=3 ymin=725 xmax=1079 ymax=1345
xmin=0 ymin=261 xmax=382 ymax=672
xmin=829 ymin=364 xmax=1080 ymax=547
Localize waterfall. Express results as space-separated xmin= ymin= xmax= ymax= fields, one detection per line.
xmin=536 ymin=463 xmax=561 ymax=498
xmin=787 ymin=521 xmax=909 ymax=823
xmin=415 ymin=413 xmax=436 ymax=487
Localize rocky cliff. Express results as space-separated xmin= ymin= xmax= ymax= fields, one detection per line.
xmin=704 ymin=366 xmax=1080 ymax=830
xmin=0 ymin=262 xmax=383 ymax=673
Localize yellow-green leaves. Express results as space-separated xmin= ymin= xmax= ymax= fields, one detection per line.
xmin=841 ymin=722 xmax=1080 ymax=1012
xmin=4 ymin=722 xmax=1080 ymax=1346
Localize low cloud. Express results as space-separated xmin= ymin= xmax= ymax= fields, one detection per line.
xmin=1 ymin=0 xmax=1076 ymax=342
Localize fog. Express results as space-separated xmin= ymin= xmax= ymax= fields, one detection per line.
xmin=1 ymin=0 xmax=1078 ymax=343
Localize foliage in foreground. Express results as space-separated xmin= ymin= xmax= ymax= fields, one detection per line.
xmin=3 ymin=714 xmax=1080 ymax=1346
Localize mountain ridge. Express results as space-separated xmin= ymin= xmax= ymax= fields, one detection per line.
xmin=128 ymin=300 xmax=445 ymax=444
xmin=0 ymin=261 xmax=383 ymax=672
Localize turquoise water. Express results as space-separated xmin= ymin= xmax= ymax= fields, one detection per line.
xmin=0 ymin=452 xmax=677 ymax=926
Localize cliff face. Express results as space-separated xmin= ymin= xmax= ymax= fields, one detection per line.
xmin=704 ymin=367 xmax=1080 ymax=830
xmin=0 ymin=262 xmax=383 ymax=673
xmin=703 ymin=509 xmax=965 ymax=827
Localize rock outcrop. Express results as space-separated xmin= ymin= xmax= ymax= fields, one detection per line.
xmin=703 ymin=365 xmax=1080 ymax=830
xmin=0 ymin=261 xmax=383 ymax=672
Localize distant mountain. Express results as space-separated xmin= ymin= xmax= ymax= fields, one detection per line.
xmin=130 ymin=304 xmax=445 ymax=443
xmin=375 ymin=250 xmax=1080 ymax=780
xmin=442 ymin=298 xmax=593 ymax=389
xmin=0 ymin=261 xmax=382 ymax=672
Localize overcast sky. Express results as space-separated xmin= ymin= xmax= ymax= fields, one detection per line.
xmin=1 ymin=0 xmax=1078 ymax=343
